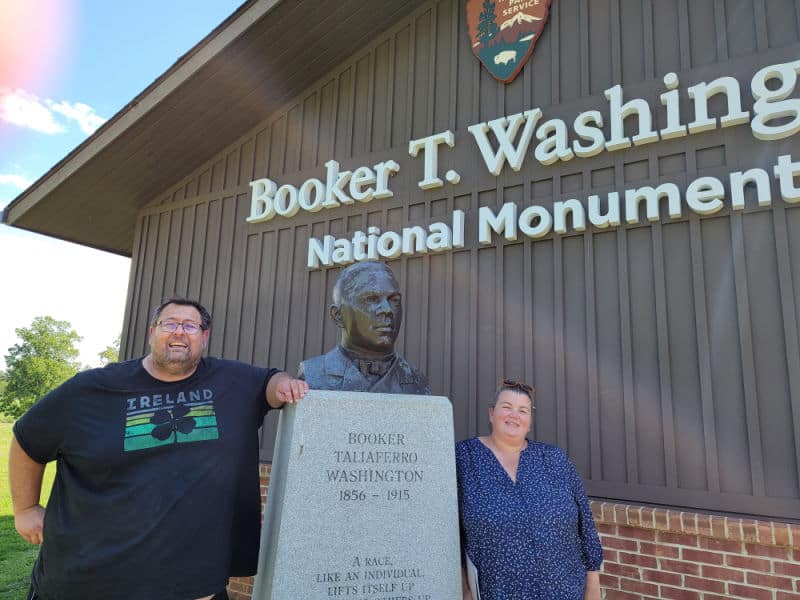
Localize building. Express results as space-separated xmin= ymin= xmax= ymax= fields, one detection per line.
xmin=4 ymin=0 xmax=800 ymax=597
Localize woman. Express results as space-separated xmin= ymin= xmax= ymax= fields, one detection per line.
xmin=456 ymin=379 xmax=603 ymax=600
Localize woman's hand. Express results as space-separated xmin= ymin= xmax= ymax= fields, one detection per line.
xmin=461 ymin=567 xmax=473 ymax=600
xmin=584 ymin=570 xmax=601 ymax=600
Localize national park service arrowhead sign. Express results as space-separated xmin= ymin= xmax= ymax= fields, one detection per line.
xmin=467 ymin=0 xmax=552 ymax=83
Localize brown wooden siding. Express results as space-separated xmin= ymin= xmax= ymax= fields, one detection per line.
xmin=121 ymin=0 xmax=800 ymax=520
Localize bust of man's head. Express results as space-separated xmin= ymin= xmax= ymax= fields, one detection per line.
xmin=330 ymin=261 xmax=402 ymax=360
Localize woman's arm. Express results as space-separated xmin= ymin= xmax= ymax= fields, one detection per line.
xmin=461 ymin=567 xmax=472 ymax=600
xmin=584 ymin=570 xmax=601 ymax=600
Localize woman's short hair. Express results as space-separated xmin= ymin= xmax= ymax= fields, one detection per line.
xmin=491 ymin=378 xmax=535 ymax=408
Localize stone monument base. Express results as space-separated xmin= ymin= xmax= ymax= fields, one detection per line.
xmin=253 ymin=390 xmax=461 ymax=600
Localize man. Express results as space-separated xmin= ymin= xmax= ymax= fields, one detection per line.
xmin=10 ymin=298 xmax=307 ymax=600
xmin=298 ymin=261 xmax=430 ymax=394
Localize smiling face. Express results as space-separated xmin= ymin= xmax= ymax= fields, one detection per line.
xmin=489 ymin=390 xmax=533 ymax=443
xmin=147 ymin=303 xmax=209 ymax=380
xmin=332 ymin=266 xmax=402 ymax=359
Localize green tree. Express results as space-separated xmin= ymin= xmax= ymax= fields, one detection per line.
xmin=0 ymin=316 xmax=81 ymax=418
xmin=99 ymin=335 xmax=121 ymax=365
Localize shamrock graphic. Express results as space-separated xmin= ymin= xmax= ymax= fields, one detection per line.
xmin=150 ymin=405 xmax=196 ymax=442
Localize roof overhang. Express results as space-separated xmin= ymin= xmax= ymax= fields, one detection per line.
xmin=1 ymin=0 xmax=427 ymax=256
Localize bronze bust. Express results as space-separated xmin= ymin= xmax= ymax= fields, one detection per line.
xmin=298 ymin=261 xmax=430 ymax=394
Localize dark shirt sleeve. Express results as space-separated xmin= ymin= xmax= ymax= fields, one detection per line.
xmin=260 ymin=367 xmax=282 ymax=418
xmin=563 ymin=451 xmax=604 ymax=571
xmin=13 ymin=375 xmax=78 ymax=464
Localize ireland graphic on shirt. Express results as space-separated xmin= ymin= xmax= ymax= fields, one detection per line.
xmin=123 ymin=389 xmax=219 ymax=451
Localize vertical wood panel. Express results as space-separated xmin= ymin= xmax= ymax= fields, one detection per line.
xmin=122 ymin=0 xmax=800 ymax=518
xmin=617 ymin=226 xmax=638 ymax=484
xmin=651 ymin=222 xmax=678 ymax=488
xmin=773 ymin=203 xmax=800 ymax=489
xmin=730 ymin=213 xmax=765 ymax=496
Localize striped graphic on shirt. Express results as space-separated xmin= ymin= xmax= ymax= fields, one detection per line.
xmin=123 ymin=389 xmax=219 ymax=451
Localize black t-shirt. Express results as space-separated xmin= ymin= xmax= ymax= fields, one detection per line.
xmin=14 ymin=357 xmax=278 ymax=600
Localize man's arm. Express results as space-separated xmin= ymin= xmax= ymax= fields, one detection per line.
xmin=9 ymin=434 xmax=46 ymax=544
xmin=265 ymin=371 xmax=309 ymax=408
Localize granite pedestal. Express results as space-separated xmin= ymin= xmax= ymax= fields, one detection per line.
xmin=253 ymin=390 xmax=461 ymax=600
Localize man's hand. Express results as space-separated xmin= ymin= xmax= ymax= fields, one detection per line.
xmin=266 ymin=372 xmax=309 ymax=408
xmin=15 ymin=504 xmax=45 ymax=544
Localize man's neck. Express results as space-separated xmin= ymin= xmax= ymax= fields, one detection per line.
xmin=142 ymin=354 xmax=200 ymax=382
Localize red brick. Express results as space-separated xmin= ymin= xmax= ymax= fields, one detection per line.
xmin=642 ymin=568 xmax=682 ymax=586
xmin=599 ymin=573 xmax=619 ymax=589
xmin=601 ymin=502 xmax=614 ymax=522
xmin=684 ymin=574 xmax=725 ymax=593
xmin=697 ymin=514 xmax=712 ymax=537
xmin=699 ymin=536 xmax=743 ymax=553
xmin=682 ymin=512 xmax=698 ymax=534
xmin=659 ymin=558 xmax=701 ymax=576
xmin=774 ymin=524 xmax=791 ymax=548
xmin=758 ymin=522 xmax=775 ymax=545
xmin=660 ymin=586 xmax=701 ymax=600
xmin=746 ymin=542 xmax=792 ymax=560
xmin=681 ymin=548 xmax=724 ymax=565
xmin=602 ymin=562 xmax=640 ymax=578
xmin=640 ymin=541 xmax=680 ymax=558
xmin=654 ymin=508 xmax=669 ymax=531
xmin=619 ymin=552 xmax=658 ymax=568
xmin=791 ymin=525 xmax=800 ymax=549
xmin=602 ymin=536 xmax=638 ymax=551
xmin=701 ymin=564 xmax=745 ymax=582
xmin=603 ymin=549 xmax=619 ymax=562
xmin=620 ymin=578 xmax=659 ymax=596
xmin=614 ymin=504 xmax=628 ymax=524
xmin=711 ymin=516 xmax=726 ymax=539
xmin=729 ymin=583 xmax=776 ymax=600
xmin=623 ymin=507 xmax=636 ymax=526
xmin=727 ymin=519 xmax=744 ymax=541
xmin=746 ymin=572 xmax=794 ymax=590
xmin=605 ymin=591 xmax=642 ymax=600
xmin=776 ymin=593 xmax=800 ymax=600
xmin=597 ymin=523 xmax=618 ymax=535
xmin=618 ymin=525 xmax=656 ymax=541
xmin=668 ymin=511 xmax=683 ymax=532
xmin=703 ymin=596 xmax=730 ymax=600
xmin=726 ymin=554 xmax=772 ymax=572
xmin=742 ymin=519 xmax=759 ymax=542
xmin=641 ymin=507 xmax=655 ymax=528
xmin=658 ymin=531 xmax=699 ymax=547
xmin=774 ymin=560 xmax=800 ymax=577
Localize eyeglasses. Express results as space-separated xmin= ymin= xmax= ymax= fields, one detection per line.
xmin=157 ymin=320 xmax=204 ymax=335
xmin=501 ymin=378 xmax=535 ymax=396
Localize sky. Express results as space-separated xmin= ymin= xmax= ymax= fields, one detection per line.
xmin=0 ymin=0 xmax=242 ymax=370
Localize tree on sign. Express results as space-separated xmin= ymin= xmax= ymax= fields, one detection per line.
xmin=0 ymin=316 xmax=82 ymax=418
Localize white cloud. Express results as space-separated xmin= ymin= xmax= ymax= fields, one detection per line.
xmin=0 ymin=87 xmax=107 ymax=136
xmin=0 ymin=88 xmax=63 ymax=134
xmin=49 ymin=100 xmax=107 ymax=135
xmin=0 ymin=174 xmax=33 ymax=190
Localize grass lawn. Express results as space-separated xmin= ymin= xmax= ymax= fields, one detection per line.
xmin=0 ymin=421 xmax=55 ymax=600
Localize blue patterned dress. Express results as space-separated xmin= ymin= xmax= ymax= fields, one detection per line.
xmin=456 ymin=437 xmax=603 ymax=599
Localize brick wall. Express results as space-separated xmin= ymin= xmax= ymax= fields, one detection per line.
xmin=229 ymin=465 xmax=800 ymax=600
xmin=593 ymin=501 xmax=800 ymax=599
xmin=228 ymin=464 xmax=271 ymax=600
